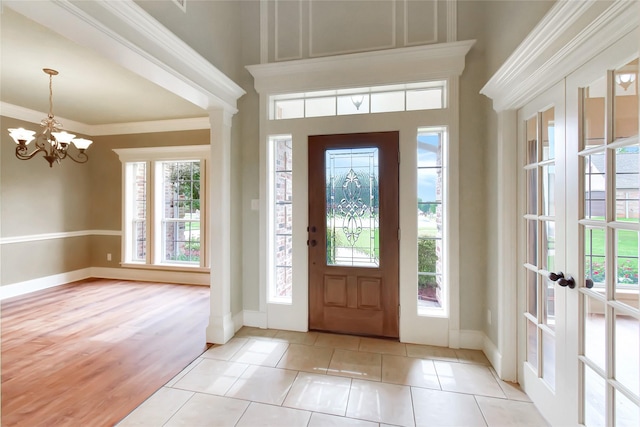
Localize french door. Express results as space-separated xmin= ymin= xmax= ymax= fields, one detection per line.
xmin=308 ymin=132 xmax=399 ymax=338
xmin=521 ymin=33 xmax=639 ymax=426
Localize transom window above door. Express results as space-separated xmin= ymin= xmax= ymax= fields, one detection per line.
xmin=269 ymin=81 xmax=447 ymax=120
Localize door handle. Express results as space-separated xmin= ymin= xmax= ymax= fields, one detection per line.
xmin=549 ymin=271 xmax=575 ymax=289
xmin=307 ymin=239 xmax=317 ymax=247
xmin=557 ymin=275 xmax=575 ymax=289
xmin=585 ymin=278 xmax=594 ymax=289
xmin=549 ymin=271 xmax=564 ymax=282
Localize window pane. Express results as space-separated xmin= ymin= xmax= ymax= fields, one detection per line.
xmin=527 ymin=319 xmax=538 ymax=371
xmin=417 ymin=129 xmax=445 ymax=312
xmin=542 ymin=220 xmax=555 ymax=272
xmin=585 ymin=153 xmax=606 ymax=220
xmin=615 ymin=146 xmax=639 ymax=222
xmin=272 ymin=136 xmax=293 ymax=302
xmin=544 ymin=277 xmax=555 ymax=330
xmin=527 ymin=269 xmax=538 ymax=317
xmin=585 ymin=227 xmax=606 ymax=284
xmin=542 ymin=107 xmax=555 ymax=160
xmin=615 ymin=388 xmax=639 ymax=427
xmin=370 ymin=91 xmax=404 ymax=113
xmin=583 ymin=77 xmax=606 ymax=149
xmin=542 ymin=331 xmax=556 ymax=390
xmin=584 ymin=294 xmax=605 ymax=371
xmin=542 ymin=165 xmax=555 ymax=216
xmin=614 ymin=58 xmax=638 ymax=141
xmin=274 ymin=99 xmax=304 ymax=120
xmin=616 ymin=230 xmax=638 ymax=308
xmin=527 ymin=220 xmax=538 ymax=266
xmin=584 ymin=363 xmax=606 ymax=427
xmin=132 ymin=162 xmax=146 ymax=262
xmin=614 ymin=309 xmax=639 ymax=395
xmin=326 ymin=148 xmax=379 ymax=267
xmin=306 ymin=97 xmax=336 ymax=118
xmin=161 ymin=161 xmax=201 ymax=265
xmin=526 ymin=116 xmax=538 ymax=164
xmin=527 ymin=168 xmax=538 ymax=215
xmin=406 ymin=88 xmax=443 ymax=110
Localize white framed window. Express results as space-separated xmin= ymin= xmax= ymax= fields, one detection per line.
xmin=114 ymin=145 xmax=209 ymax=270
xmin=269 ymin=135 xmax=293 ymax=303
xmin=270 ymin=81 xmax=447 ymax=120
xmin=417 ymin=127 xmax=447 ymax=315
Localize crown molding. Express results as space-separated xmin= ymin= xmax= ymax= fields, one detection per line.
xmin=3 ymin=0 xmax=244 ymax=115
xmin=1 ymin=102 xmax=210 ymax=136
xmin=481 ymin=0 xmax=638 ymax=112
xmin=247 ymin=40 xmax=475 ymax=94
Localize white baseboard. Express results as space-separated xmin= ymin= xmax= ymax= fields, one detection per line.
xmin=459 ymin=329 xmax=484 ymax=350
xmin=483 ymin=335 xmax=505 ymax=379
xmin=1 ymin=266 xmax=210 ymax=300
xmin=242 ymin=310 xmax=267 ymax=328
xmin=0 ymin=268 xmax=92 ymax=300
xmin=91 ymin=267 xmax=210 ymax=286
xmin=232 ymin=311 xmax=244 ymax=333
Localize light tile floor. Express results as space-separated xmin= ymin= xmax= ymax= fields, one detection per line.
xmin=118 ymin=328 xmax=550 ymax=427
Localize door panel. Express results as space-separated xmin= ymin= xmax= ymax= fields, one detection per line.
xmin=308 ymin=132 xmax=399 ymax=338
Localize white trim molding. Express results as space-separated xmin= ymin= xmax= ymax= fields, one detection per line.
xmin=480 ymin=0 xmax=637 ymax=112
xmin=459 ymin=329 xmax=485 ymax=350
xmin=247 ymin=40 xmax=475 ymax=94
xmin=242 ymin=310 xmax=268 ymax=329
xmin=0 ymin=268 xmax=92 ymax=300
xmin=0 ymin=229 xmax=121 ymax=245
xmin=3 ymin=0 xmax=245 ymax=115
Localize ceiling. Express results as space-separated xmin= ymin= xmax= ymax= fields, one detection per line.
xmin=0 ymin=7 xmax=207 ymax=127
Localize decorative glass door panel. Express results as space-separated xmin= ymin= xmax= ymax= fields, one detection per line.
xmin=325 ymin=148 xmax=380 ymax=267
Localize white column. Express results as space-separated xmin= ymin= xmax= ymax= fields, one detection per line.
xmin=206 ymin=108 xmax=235 ymax=344
xmin=496 ymin=109 xmax=518 ymax=381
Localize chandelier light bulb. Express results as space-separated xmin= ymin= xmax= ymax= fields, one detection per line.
xmin=8 ymin=128 xmax=36 ymax=145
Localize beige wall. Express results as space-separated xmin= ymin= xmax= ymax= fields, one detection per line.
xmin=1 ymin=116 xmax=93 ymax=285
xmin=480 ymin=0 xmax=556 ymax=343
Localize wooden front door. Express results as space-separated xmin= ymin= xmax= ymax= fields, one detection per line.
xmin=308 ymin=131 xmax=399 ymax=338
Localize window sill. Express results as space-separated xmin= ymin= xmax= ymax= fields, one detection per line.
xmin=120 ymin=263 xmax=210 ymax=274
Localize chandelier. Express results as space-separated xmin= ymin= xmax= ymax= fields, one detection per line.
xmin=7 ymin=68 xmax=92 ymax=167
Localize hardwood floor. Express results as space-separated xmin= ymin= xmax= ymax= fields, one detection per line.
xmin=1 ymin=279 xmax=210 ymax=427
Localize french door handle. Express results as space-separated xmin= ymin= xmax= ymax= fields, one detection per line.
xmin=549 ymin=271 xmax=564 ymax=282
xmin=307 ymin=239 xmax=317 ymax=247
xmin=558 ymin=275 xmax=576 ymax=289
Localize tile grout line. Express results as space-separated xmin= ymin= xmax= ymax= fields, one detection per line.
xmin=160 ymin=389 xmax=197 ymax=427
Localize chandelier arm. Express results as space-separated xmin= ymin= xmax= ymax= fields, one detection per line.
xmin=65 ymin=150 xmax=89 ymax=164
xmin=15 ymin=144 xmax=48 ymax=161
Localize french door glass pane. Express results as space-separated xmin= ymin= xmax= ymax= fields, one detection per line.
xmin=584 ymin=363 xmax=607 ymax=427
xmin=542 ymin=165 xmax=555 ymax=216
xmin=527 ymin=220 xmax=538 ymax=266
xmin=542 ymin=220 xmax=555 ymax=272
xmin=526 ymin=116 xmax=538 ymax=164
xmin=326 ymin=148 xmax=380 ymax=267
xmin=542 ymin=331 xmax=556 ymax=390
xmin=585 ymin=153 xmax=606 ymax=220
xmin=544 ymin=277 xmax=555 ymax=330
xmin=616 ymin=230 xmax=638 ymax=307
xmin=614 ymin=59 xmax=638 ymax=141
xmin=585 ymin=227 xmax=606 ymax=284
xmin=584 ymin=294 xmax=606 ymax=371
xmin=527 ymin=269 xmax=538 ymax=316
xmin=542 ymin=107 xmax=555 ymax=160
xmin=527 ymin=319 xmax=538 ymax=370
xmin=527 ymin=169 xmax=538 ymax=214
xmin=614 ymin=309 xmax=639 ymax=395
xmin=583 ymin=76 xmax=606 ymax=150
xmin=615 ymin=389 xmax=640 ymax=427
xmin=615 ymin=146 xmax=640 ymax=222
